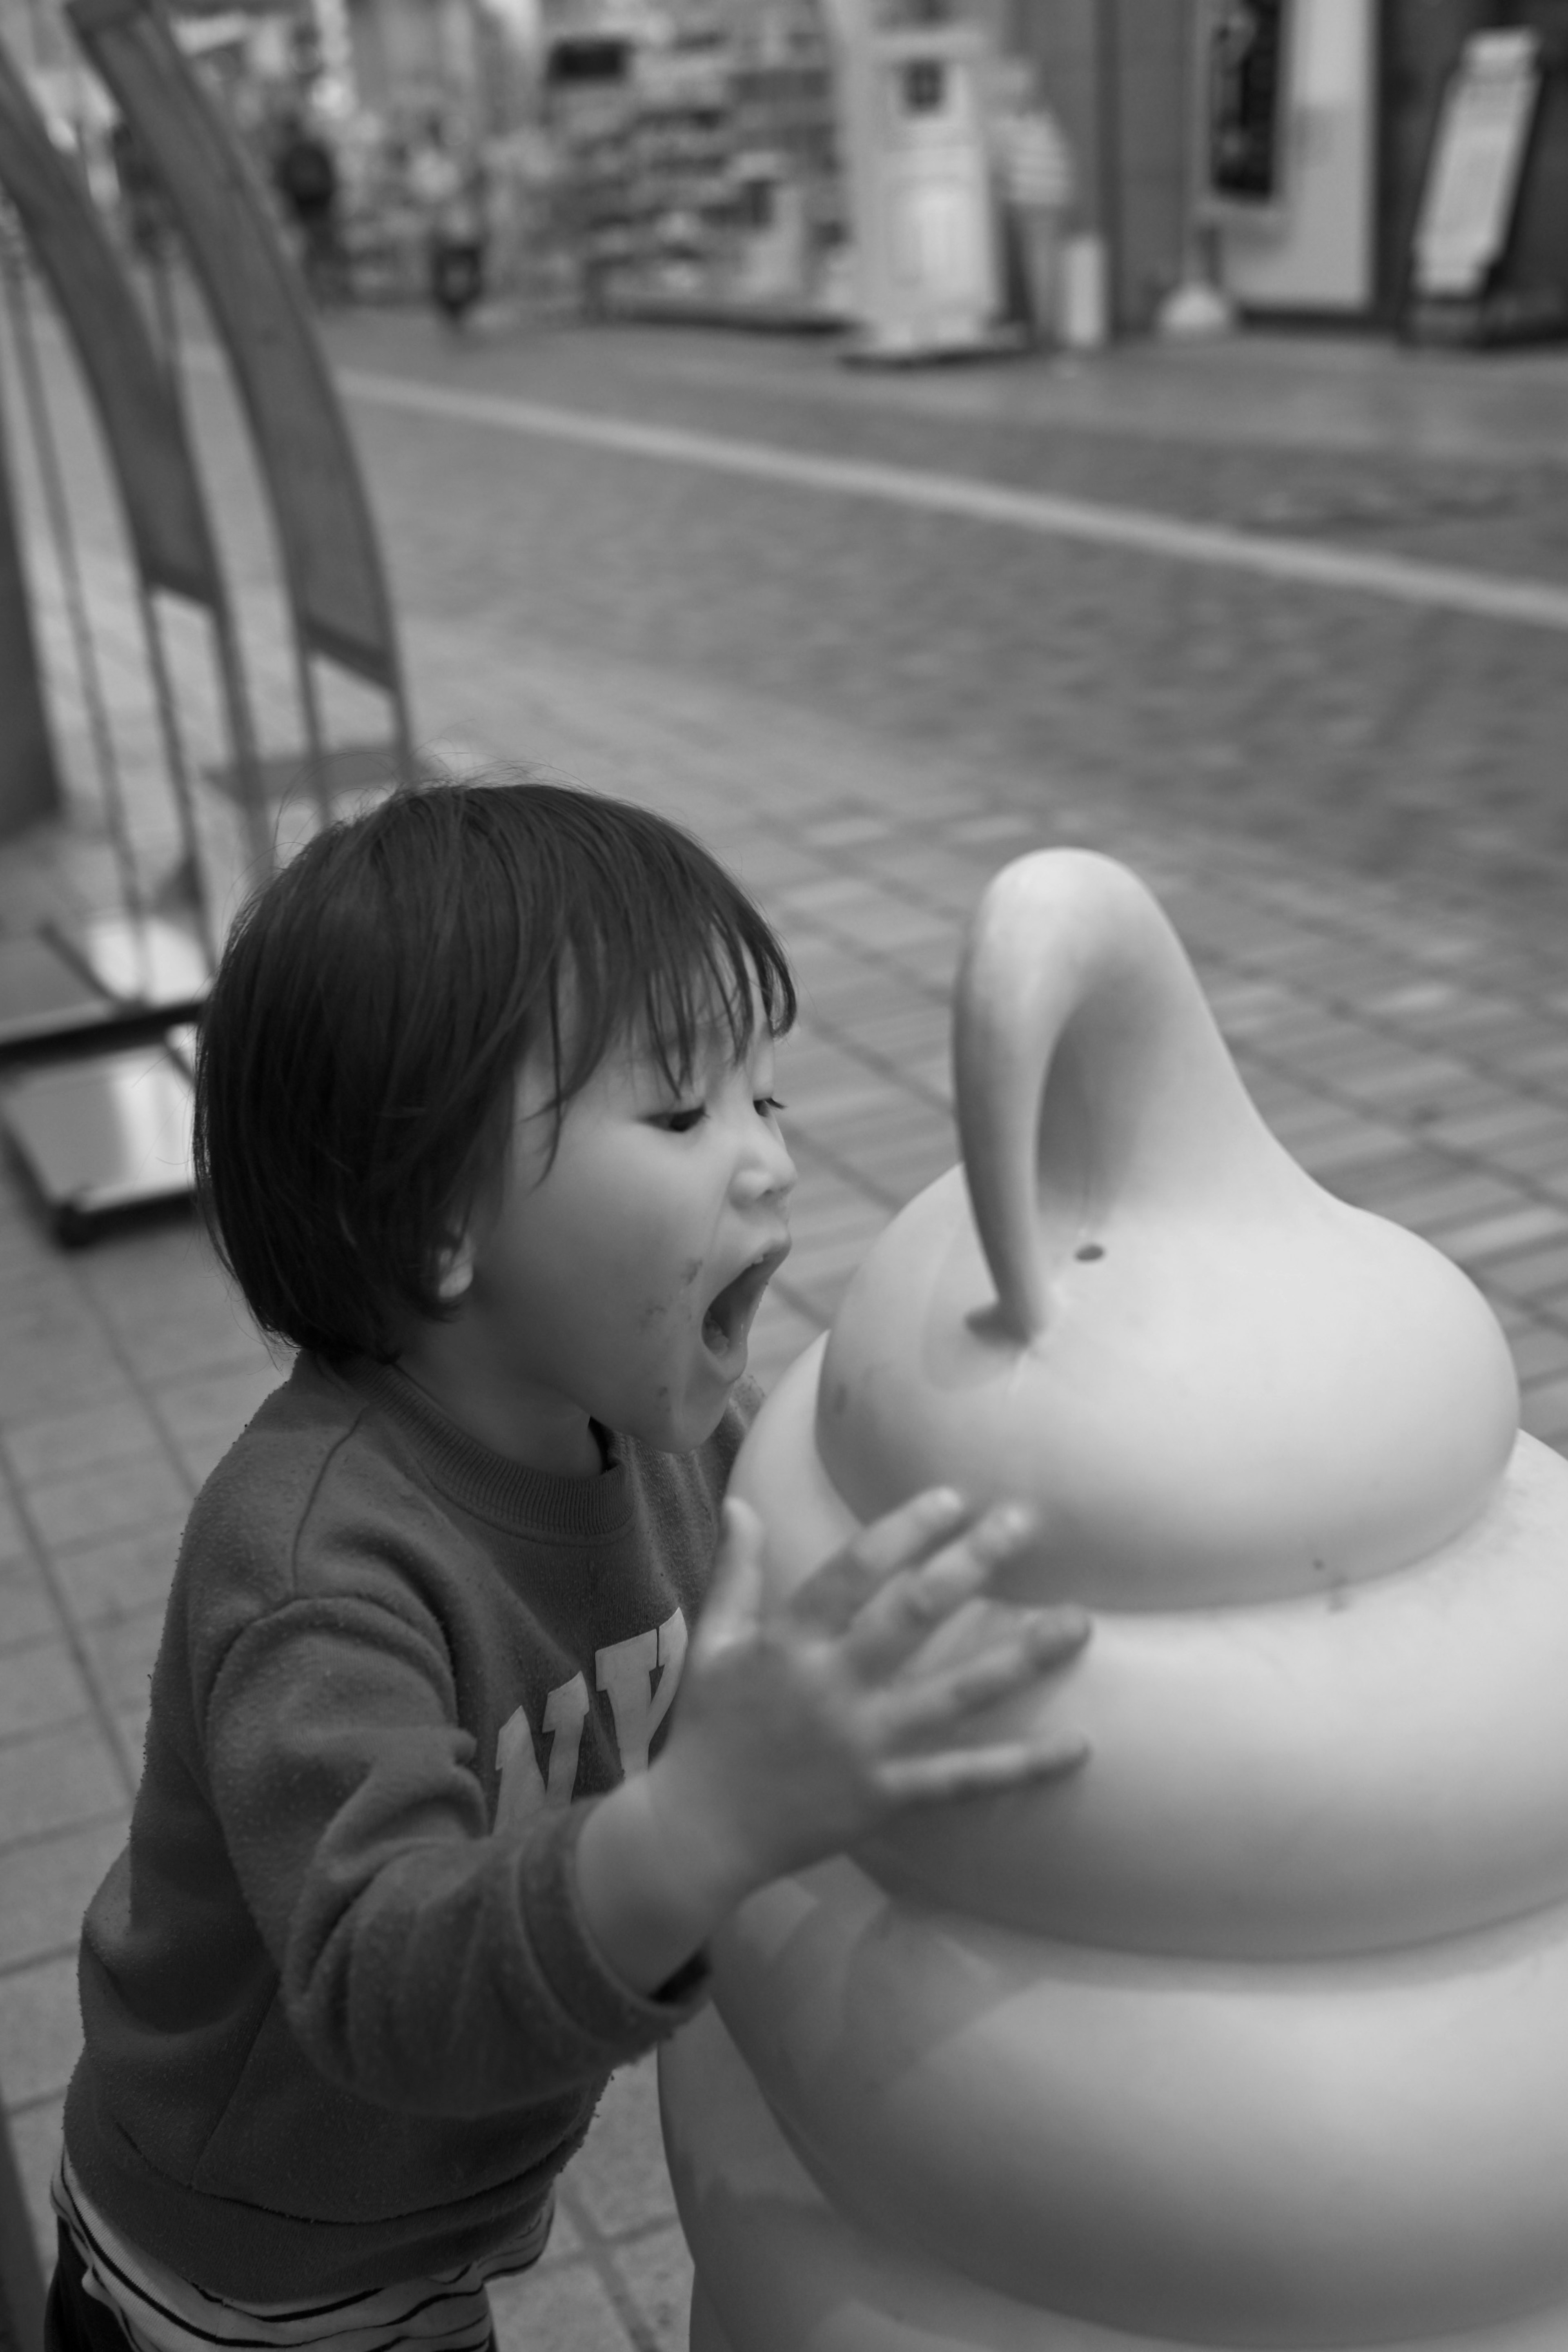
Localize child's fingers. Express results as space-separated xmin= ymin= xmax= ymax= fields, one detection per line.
xmin=792 ymin=1487 xmax=974 ymax=1630
xmin=882 ymin=1605 xmax=1090 ymax=1737
xmin=878 ymin=1731 xmax=1090 ymax=1807
xmin=844 ymin=1502 xmax=1039 ymax=1671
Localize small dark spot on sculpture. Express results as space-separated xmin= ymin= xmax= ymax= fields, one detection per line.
xmin=1075 ymin=1243 xmax=1105 ymax=1263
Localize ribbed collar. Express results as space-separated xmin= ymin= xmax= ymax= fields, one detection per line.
xmin=346 ymin=1361 xmax=635 ymax=1543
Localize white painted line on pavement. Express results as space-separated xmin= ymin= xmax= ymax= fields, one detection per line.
xmin=332 ymin=363 xmax=1568 ymax=636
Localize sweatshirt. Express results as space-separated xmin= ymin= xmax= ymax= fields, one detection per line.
xmin=63 ymin=1354 xmax=756 ymax=2301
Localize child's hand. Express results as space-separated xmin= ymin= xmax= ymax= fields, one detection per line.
xmin=576 ymin=1489 xmax=1089 ymax=1993
xmin=648 ymin=1490 xmax=1089 ymax=1907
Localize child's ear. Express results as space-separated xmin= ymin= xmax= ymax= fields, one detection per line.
xmin=434 ymin=1233 xmax=476 ymax=1304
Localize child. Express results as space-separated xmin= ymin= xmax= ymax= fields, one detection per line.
xmin=48 ymin=777 xmax=1089 ymax=2352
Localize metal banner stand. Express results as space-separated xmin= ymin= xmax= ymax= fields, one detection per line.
xmin=0 ymin=6 xmax=414 ymax=1241
xmin=0 ymin=44 xmax=260 ymax=1236
xmin=69 ymin=0 xmax=416 ymax=813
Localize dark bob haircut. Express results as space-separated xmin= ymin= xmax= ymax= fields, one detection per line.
xmin=194 ymin=774 xmax=796 ymax=1364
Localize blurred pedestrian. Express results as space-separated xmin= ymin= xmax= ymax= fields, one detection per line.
xmin=274 ymin=112 xmax=344 ymax=304
xmin=408 ymin=120 xmax=489 ymax=332
xmin=989 ymin=60 xmax=1074 ymax=347
xmin=109 ymin=118 xmax=166 ymax=265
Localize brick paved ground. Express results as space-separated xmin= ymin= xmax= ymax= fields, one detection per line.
xmin=2 ymin=307 xmax=1568 ymax=2349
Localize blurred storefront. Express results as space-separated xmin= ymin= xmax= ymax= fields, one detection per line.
xmin=995 ymin=0 xmax=1568 ymax=339
xmin=4 ymin=0 xmax=1561 ymax=343
xmin=534 ymin=0 xmax=847 ymax=322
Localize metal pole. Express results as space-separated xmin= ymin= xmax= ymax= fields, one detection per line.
xmin=142 ymin=215 xmax=274 ymax=886
xmin=1095 ymin=0 xmax=1122 ymax=340
xmin=291 ymin=628 xmax=337 ymax=827
xmin=136 ymin=581 xmax=220 ymax=968
xmin=0 ymin=249 xmax=62 ymax=836
xmin=207 ymin=597 xmax=274 ymax=879
xmin=0 ymin=232 xmax=144 ymax=917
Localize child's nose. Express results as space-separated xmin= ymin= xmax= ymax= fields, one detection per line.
xmin=737 ymin=1126 xmax=797 ymax=1209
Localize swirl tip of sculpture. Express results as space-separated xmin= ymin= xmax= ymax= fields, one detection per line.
xmin=811 ymin=848 xmax=1517 ymax=1607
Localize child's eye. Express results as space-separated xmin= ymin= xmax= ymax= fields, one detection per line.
xmin=756 ymin=1096 xmax=786 ymax=1118
xmin=654 ymin=1107 xmax=706 ymax=1134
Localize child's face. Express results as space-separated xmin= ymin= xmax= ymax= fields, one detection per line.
xmin=466 ymin=1016 xmax=797 ymax=1454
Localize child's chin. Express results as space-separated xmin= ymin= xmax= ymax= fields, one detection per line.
xmin=653 ymin=1385 xmax=740 ymax=1456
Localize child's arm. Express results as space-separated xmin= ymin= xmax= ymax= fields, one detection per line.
xmin=575 ymin=1489 xmax=1088 ymax=1995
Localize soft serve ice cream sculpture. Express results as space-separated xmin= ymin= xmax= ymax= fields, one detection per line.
xmin=659 ymin=849 xmax=1568 ymax=2352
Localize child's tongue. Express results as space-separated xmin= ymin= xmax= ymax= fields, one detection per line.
xmin=704 ymin=1265 xmax=757 ymax=1356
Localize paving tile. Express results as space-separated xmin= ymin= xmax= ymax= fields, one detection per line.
xmin=889 ymin=1051 xmax=954 ymax=1107
xmin=0 ymin=1639 xmax=95 ymax=1747
xmin=6 ymin=2092 xmax=64 ymax=2268
xmin=799 ymin=815 xmax=891 ymax=850
xmin=829 ymin=1000 xmax=951 ymax=1062
xmin=2 ymin=1398 xmax=167 ymax=1490
xmin=778 ymin=875 xmax=889 ymax=917
xmin=786 ymin=1202 xmax=882 ymax=1265
xmin=0 ymin=1343 xmax=133 ymax=1428
xmin=78 ymin=1601 xmax=166 ymax=1725
xmin=152 ymin=1358 xmax=287 ymax=1488
xmin=1482 ymin=1127 xmax=1568 ymax=1182
xmin=489 ymin=2251 xmax=635 ymax=2352
xmin=1508 ymin=1326 xmax=1568 ymax=1383
xmin=782 ymin=1080 xmax=885 ymax=1132
xmin=850 ymin=1131 xmax=960 ymax=1201
xmin=1499 ymin=1038 xmax=1568 ymax=1086
xmin=1521 ymin=1375 xmax=1568 ymax=1447
xmin=0 ymin=1553 xmax=60 ymax=1654
xmin=1486 ymin=1242 xmax=1568 ymax=1302
xmin=1378 ymin=1173 xmax=1521 ymax=1235
xmin=0 ymin=1719 xmax=129 ymax=1846
xmin=796 ymin=1094 xmax=951 ymax=1161
xmin=0 ymin=1479 xmax=28 ymax=1567
xmin=1429 ymin=1099 xmax=1568 ymax=1155
xmin=1323 ymin=1054 xmax=1476 ymax=1111
xmin=1294 ymin=1125 xmax=1424 ymax=1179
xmin=1254 ymin=1094 xmax=1362 ymax=1145
xmin=107 ymin=1302 xmax=274 ymax=1388
xmin=0 ymin=1953 xmax=82 ymax=2109
xmin=0 ymin=1817 xmax=124 ymax=1973
xmin=22 ymin=1451 xmax=192 ymax=1554
xmin=50 ymin=1517 xmax=186 ymax=1629
xmin=1435 ymin=1203 xmax=1568 ymax=1263
xmin=565 ymin=2058 xmax=677 ymax=2238
xmin=607 ymin=2222 xmax=694 ymax=2352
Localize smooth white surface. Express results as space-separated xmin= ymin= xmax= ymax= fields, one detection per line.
xmin=672 ymin=849 xmax=1568 ymax=2350
xmin=738 ymin=1356 xmax=1568 ymax=1955
xmin=662 ymin=2005 xmax=1568 ymax=2352
xmin=707 ymin=1860 xmax=1568 ymax=2343
xmin=815 ymin=855 xmax=1517 ymax=1606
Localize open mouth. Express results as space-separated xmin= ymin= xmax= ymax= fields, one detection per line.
xmin=702 ymin=1245 xmax=790 ymax=1363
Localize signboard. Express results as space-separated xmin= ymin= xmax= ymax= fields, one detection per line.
xmin=1412 ymin=29 xmax=1541 ymax=301
xmin=1204 ymin=0 xmax=1291 ymax=208
xmin=69 ymin=0 xmax=404 ymax=696
xmin=0 ymin=41 xmax=222 ymax=608
xmin=1217 ymin=0 xmax=1376 ymax=316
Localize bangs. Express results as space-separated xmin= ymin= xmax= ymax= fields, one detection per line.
xmin=541 ymin=820 xmax=797 ymax=1115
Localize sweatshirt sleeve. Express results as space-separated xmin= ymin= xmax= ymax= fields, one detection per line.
xmin=202 ymin=1591 xmax=708 ymax=2118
